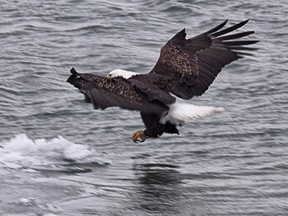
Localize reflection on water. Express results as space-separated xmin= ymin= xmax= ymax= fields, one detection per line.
xmin=132 ymin=162 xmax=184 ymax=215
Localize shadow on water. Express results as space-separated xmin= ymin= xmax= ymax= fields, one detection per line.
xmin=131 ymin=162 xmax=184 ymax=215
xmin=34 ymin=159 xmax=110 ymax=177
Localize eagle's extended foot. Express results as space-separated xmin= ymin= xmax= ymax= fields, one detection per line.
xmin=132 ymin=130 xmax=147 ymax=143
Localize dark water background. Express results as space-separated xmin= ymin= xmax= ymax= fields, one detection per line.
xmin=0 ymin=0 xmax=288 ymax=215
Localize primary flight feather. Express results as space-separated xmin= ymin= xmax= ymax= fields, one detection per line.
xmin=67 ymin=19 xmax=258 ymax=142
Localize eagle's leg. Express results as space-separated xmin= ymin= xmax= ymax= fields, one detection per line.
xmin=132 ymin=130 xmax=147 ymax=143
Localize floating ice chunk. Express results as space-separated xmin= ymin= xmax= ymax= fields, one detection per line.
xmin=18 ymin=197 xmax=38 ymax=206
xmin=0 ymin=134 xmax=109 ymax=171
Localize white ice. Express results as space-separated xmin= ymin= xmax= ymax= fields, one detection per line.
xmin=0 ymin=134 xmax=109 ymax=170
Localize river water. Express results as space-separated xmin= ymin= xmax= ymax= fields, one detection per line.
xmin=0 ymin=0 xmax=288 ymax=215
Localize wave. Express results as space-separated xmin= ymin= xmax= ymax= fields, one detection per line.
xmin=0 ymin=134 xmax=109 ymax=172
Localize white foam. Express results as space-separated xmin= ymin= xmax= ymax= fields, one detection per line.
xmin=0 ymin=134 xmax=109 ymax=170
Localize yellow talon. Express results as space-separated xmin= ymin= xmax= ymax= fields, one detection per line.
xmin=132 ymin=130 xmax=147 ymax=143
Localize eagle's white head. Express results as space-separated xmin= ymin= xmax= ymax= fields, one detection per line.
xmin=107 ymin=69 xmax=139 ymax=79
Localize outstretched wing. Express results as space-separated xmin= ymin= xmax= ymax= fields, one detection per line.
xmin=147 ymin=19 xmax=259 ymax=99
xmin=67 ymin=68 xmax=175 ymax=114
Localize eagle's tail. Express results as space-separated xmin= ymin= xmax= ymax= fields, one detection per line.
xmin=67 ymin=67 xmax=82 ymax=89
xmin=160 ymin=102 xmax=225 ymax=125
xmin=67 ymin=67 xmax=78 ymax=81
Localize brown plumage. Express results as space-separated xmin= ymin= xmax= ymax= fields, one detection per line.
xmin=67 ymin=19 xmax=259 ymax=142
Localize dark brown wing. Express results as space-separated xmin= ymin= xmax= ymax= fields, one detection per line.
xmin=67 ymin=68 xmax=175 ymax=114
xmin=148 ymin=19 xmax=259 ymax=99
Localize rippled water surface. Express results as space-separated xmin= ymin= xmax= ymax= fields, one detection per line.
xmin=0 ymin=0 xmax=288 ymax=215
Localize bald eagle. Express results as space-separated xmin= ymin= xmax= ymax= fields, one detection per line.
xmin=67 ymin=19 xmax=258 ymax=142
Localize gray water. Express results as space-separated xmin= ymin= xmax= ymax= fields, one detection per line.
xmin=0 ymin=0 xmax=288 ymax=215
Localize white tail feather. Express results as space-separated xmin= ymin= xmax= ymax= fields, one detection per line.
xmin=160 ymin=102 xmax=225 ymax=125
